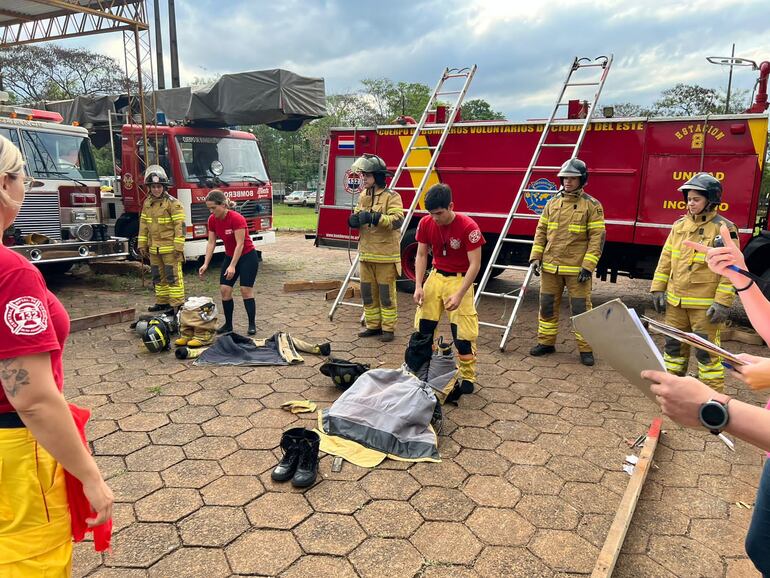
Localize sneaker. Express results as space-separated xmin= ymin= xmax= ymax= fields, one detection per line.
xmin=216 ymin=323 xmax=233 ymax=335
xmin=580 ymin=352 xmax=595 ymax=366
xmin=358 ymin=328 xmax=382 ymax=338
xmin=380 ymin=331 xmax=394 ymax=342
xmin=530 ymin=344 xmax=556 ymax=356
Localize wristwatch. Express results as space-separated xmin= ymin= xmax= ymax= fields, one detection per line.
xmin=698 ymin=394 xmax=731 ymax=435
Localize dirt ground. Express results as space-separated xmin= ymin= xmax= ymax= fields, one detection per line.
xmin=49 ymin=232 xmax=766 ymax=577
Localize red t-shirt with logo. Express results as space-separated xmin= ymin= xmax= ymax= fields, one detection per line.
xmin=0 ymin=246 xmax=69 ymax=414
xmin=416 ymin=212 xmax=485 ymax=273
xmin=207 ymin=209 xmax=255 ymax=257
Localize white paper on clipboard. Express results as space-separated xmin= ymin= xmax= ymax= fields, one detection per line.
xmin=571 ymin=299 xmax=665 ymax=402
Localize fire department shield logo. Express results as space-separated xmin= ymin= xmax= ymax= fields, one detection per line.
xmin=469 ymin=229 xmax=482 ymax=244
xmin=344 ymin=169 xmax=362 ymax=194
xmin=450 ymin=237 xmax=462 ymax=250
xmin=524 ymin=178 xmax=558 ymax=215
xmin=123 ymin=172 xmax=134 ymax=190
xmin=4 ymin=296 xmax=48 ymax=336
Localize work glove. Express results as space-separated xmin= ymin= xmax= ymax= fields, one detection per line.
xmin=357 ymin=210 xmax=373 ymax=225
xmin=577 ymin=268 xmax=592 ymax=283
xmin=651 ymin=291 xmax=666 ymax=314
xmin=347 ymin=212 xmax=361 ymax=228
xmin=280 ymin=400 xmax=317 ymax=414
xmin=706 ymin=302 xmax=730 ymax=324
xmin=370 ymin=211 xmax=382 ymax=226
xmin=529 ymin=259 xmax=541 ymax=276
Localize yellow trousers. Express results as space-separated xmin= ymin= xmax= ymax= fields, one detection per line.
xmin=664 ymin=305 xmax=724 ymax=392
xmin=360 ymin=261 xmax=398 ymax=332
xmin=0 ymin=427 xmax=72 ymax=575
xmin=537 ymin=271 xmax=593 ymax=352
xmin=149 ymin=251 xmax=185 ymax=307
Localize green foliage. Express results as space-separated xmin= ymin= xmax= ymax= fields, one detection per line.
xmin=611 ymin=85 xmax=752 ymax=118
xmin=461 ymin=98 xmax=505 ymax=120
xmin=91 ymin=145 xmax=115 ymax=177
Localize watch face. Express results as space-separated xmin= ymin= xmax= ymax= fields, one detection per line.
xmin=701 ymin=402 xmax=727 ymax=428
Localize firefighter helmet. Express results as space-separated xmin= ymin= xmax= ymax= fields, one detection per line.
xmin=678 ymin=173 xmax=722 ymax=205
xmin=350 ymin=154 xmax=388 ymax=175
xmin=144 ymin=164 xmax=169 ymax=187
xmin=142 ymin=317 xmax=172 ymax=353
xmin=319 ymin=357 xmax=370 ymax=390
xmin=557 ymin=158 xmax=589 ymax=187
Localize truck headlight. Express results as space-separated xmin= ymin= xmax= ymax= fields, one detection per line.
xmin=71 ymin=224 xmax=94 ymax=241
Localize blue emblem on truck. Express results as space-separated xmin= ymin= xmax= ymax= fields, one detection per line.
xmin=524 ymin=178 xmax=558 ymax=215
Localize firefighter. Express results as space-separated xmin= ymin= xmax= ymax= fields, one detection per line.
xmin=529 ymin=158 xmax=605 ymax=366
xmin=348 ymin=154 xmax=404 ymax=342
xmin=413 ymin=184 xmax=485 ymax=400
xmin=650 ymin=173 xmax=737 ymax=392
xmin=137 ymin=165 xmax=186 ymax=313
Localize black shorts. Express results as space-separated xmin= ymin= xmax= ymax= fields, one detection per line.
xmin=220 ymin=249 xmax=259 ymax=287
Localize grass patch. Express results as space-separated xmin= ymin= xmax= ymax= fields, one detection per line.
xmin=273 ymin=204 xmax=318 ymax=230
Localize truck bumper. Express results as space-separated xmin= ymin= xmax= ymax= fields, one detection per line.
xmin=8 ymin=238 xmax=129 ymax=263
xmin=184 ymin=231 xmax=276 ymax=259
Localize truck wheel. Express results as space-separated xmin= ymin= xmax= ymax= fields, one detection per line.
xmin=398 ymin=228 xmax=431 ymax=294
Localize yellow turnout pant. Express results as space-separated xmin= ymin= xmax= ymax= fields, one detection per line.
xmin=664 ymin=304 xmax=724 ymax=392
xmin=360 ymin=261 xmax=398 ymax=332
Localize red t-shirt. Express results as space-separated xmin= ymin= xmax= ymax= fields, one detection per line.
xmin=416 ymin=212 xmax=485 ymax=272
xmin=0 ymin=246 xmax=69 ymax=414
xmin=207 ymin=209 xmax=255 ymax=257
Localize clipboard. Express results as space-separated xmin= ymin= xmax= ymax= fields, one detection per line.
xmin=571 ymin=299 xmax=665 ymax=402
xmin=639 ymin=316 xmax=746 ymax=367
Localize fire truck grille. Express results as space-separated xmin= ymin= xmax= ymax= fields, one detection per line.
xmin=13 ymin=192 xmax=62 ymax=241
xmin=190 ymin=199 xmax=272 ymax=223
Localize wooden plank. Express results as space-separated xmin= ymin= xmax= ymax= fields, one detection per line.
xmin=70 ymin=308 xmax=135 ymax=333
xmin=591 ymin=418 xmax=662 ymax=578
xmin=325 ymin=285 xmax=359 ymax=300
xmin=283 ymin=280 xmax=342 ymax=292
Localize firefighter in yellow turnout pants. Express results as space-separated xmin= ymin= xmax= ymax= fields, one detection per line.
xmin=138 ymin=165 xmax=186 ymax=312
xmin=348 ymin=154 xmax=404 ymax=342
xmin=650 ymin=173 xmax=737 ymax=392
xmin=529 ymin=158 xmax=605 ymax=366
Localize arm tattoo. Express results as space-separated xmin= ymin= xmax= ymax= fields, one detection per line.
xmin=0 ymin=358 xmax=31 ymax=398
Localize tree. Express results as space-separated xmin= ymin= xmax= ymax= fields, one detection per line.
xmin=461 ymin=98 xmax=505 ymax=121
xmin=606 ymin=102 xmax=654 ymax=117
xmin=0 ymin=44 xmax=130 ymax=102
xmin=652 ymin=84 xmax=720 ymax=116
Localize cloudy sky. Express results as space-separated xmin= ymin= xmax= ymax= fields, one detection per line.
xmin=64 ymin=0 xmax=770 ymax=120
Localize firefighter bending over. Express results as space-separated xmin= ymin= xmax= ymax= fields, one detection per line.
xmin=650 ymin=173 xmax=737 ymax=392
xmin=413 ymin=184 xmax=485 ymax=402
xmin=348 ymin=154 xmax=404 ymax=342
xmin=529 ymin=158 xmax=605 ymax=366
xmin=138 ymin=165 xmax=186 ymax=313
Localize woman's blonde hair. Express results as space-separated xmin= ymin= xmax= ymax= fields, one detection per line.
xmin=0 ymin=135 xmax=25 ymax=210
xmin=206 ymin=189 xmax=236 ymax=209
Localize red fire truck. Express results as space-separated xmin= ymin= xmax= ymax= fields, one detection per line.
xmin=113 ymin=124 xmax=274 ymax=260
xmin=0 ymin=101 xmax=128 ymax=273
xmin=316 ymin=62 xmax=770 ymax=292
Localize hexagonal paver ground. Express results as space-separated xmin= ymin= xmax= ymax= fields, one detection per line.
xmin=226 ymin=530 xmax=302 ymax=575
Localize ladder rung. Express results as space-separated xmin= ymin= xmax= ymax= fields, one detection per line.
xmin=421 ymin=124 xmax=450 ymax=129
xmin=404 ymin=166 xmax=432 ymax=171
xmin=444 ymin=73 xmax=470 ymax=79
xmin=436 ymin=91 xmax=461 ymax=96
xmin=540 ymin=143 xmax=575 ymax=148
xmin=532 ymin=165 xmax=562 ymax=171
xmin=479 ymin=320 xmax=508 ymax=329
xmin=575 ymin=62 xmax=607 ymax=68
xmin=340 ymin=301 xmax=363 ymax=308
xmin=392 ymin=186 xmax=418 ymax=190
xmin=566 ymin=82 xmax=600 ymax=87
xmin=502 ymin=238 xmax=535 ymax=245
xmin=412 ymin=146 xmax=438 ymax=150
xmin=491 ymin=264 xmax=531 ymax=271
xmin=480 ymin=291 xmax=521 ymax=301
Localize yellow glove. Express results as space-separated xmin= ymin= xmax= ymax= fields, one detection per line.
xmin=279 ymin=400 xmax=317 ymax=414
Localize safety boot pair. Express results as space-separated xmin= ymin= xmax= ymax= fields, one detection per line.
xmin=271 ymin=427 xmax=320 ymax=488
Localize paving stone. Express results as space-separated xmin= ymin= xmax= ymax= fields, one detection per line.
xmin=360 ymin=469 xmax=420 ymax=500
xmin=294 ymin=513 xmax=366 ymax=555
xmin=355 ymin=500 xmax=423 ymax=538
xmin=506 ymin=464 xmax=564 ymax=495
xmin=516 ymin=397 xmax=561 ymax=415
xmin=105 ymin=523 xmax=180 ymax=568
xmin=185 ymin=389 xmax=231 ymax=406
xmin=533 ymin=432 xmax=588 ymax=457
xmin=724 ymin=558 xmax=763 ymax=578
xmin=515 ymin=495 xmax=581 ymax=530
xmin=86 ymin=419 xmax=119 ymax=441
xmin=149 ymin=423 xmax=204 ymax=445
xmin=110 ymin=388 xmax=156 ymax=404
xmin=450 ymin=408 xmax=495 ymax=428
xmin=305 ymin=480 xmax=369 ymax=514
xmin=462 ymin=474 xmax=521 ymax=508
xmin=201 ymin=474 xmax=265 ymax=506
xmin=93 ymin=431 xmax=150 ymax=456
xmin=236 ymin=426 xmax=284 ymax=450
xmin=576 ymin=513 xmax=613 ymax=549
xmin=226 ymin=530 xmax=301 ymax=575
xmin=699 ymin=474 xmax=758 ymax=504
xmin=198 ymin=375 xmax=245 ymax=390
xmin=466 ymin=507 xmax=535 ymax=546
xmin=220 ymin=448 xmax=276 ymax=476
xmin=659 ymin=429 xmax=706 ymax=451
xmin=649 ymin=459 xmax=701 ymax=487
xmin=647 ymin=535 xmax=725 ymax=578
xmin=661 ymin=486 xmax=730 ymax=519
xmin=561 ymin=482 xmax=620 ymax=514
xmin=349 ymin=537 xmax=424 ymax=578
xmin=411 ymin=521 xmax=482 ymax=565
xmin=89 ymin=569 xmax=148 ymax=578
xmin=135 ymin=488 xmax=202 ymax=522
xmin=161 ymin=459 xmax=223 ymax=488
xmin=156 ymin=382 xmax=202 ymax=396
xmin=280 ymin=555 xmax=358 ymax=578
xmin=633 ymin=499 xmax=692 ymax=535
xmin=525 ymin=413 xmax=573 ymax=434
xmin=94 ymin=455 xmax=126 ymax=480
xmin=201 ymin=415 xmax=252 ymax=437
xmin=529 ymin=529 xmax=599 ymax=573
xmin=477 ymin=387 xmax=522 ymax=404
xmin=179 ymin=506 xmax=250 ymax=547
xmin=125 ymin=445 xmax=185 ymax=472
xmin=228 ymin=382 xmax=274 ymax=399
xmin=422 ymin=565 xmax=479 ymax=578
xmin=111 ymin=502 xmax=136 ymax=533
xmin=496 ymin=440 xmax=551 ymax=465
xmin=558 ymin=406 xmax=606 ymax=426
xmin=690 ymin=518 xmax=751 ymax=557
xmin=451 ymin=427 xmax=502 ymax=450
xmin=118 ymin=412 xmax=170 ymax=432
xmin=138 ymin=395 xmax=187 ymax=413
xmin=546 ymin=455 xmax=604 ymax=483
xmin=409 ymin=460 xmax=469 ymax=488
xmin=110 ymin=471 xmax=163 ymax=502
xmin=411 ymin=486 xmax=475 ymax=521
xmin=168 ymin=404 xmax=219 ymax=424
xmin=72 ymin=541 xmax=102 ymax=577
xmin=454 ymin=449 xmax=510 ymax=476
xmin=245 ymin=492 xmax=312 ymax=529
xmin=183 ymin=436 xmax=238 ymax=460
xmin=148 ymin=547 xmax=230 ymax=578
xmin=489 ymin=420 xmax=539 ymax=442
xmin=69 ymin=394 xmax=109 ymax=408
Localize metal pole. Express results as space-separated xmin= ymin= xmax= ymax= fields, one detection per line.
xmin=168 ymin=0 xmax=180 ymax=88
xmin=153 ymin=0 xmax=165 ymax=89
xmin=107 ymin=111 xmax=117 ymax=173
xmin=134 ymin=26 xmax=150 ymax=169
xmin=725 ymin=43 xmax=735 ymax=113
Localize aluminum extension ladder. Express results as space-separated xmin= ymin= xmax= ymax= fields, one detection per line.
xmin=474 ymin=55 xmax=614 ymax=351
xmin=314 ymin=137 xmax=331 ymax=211
xmin=329 ymin=65 xmax=477 ymax=321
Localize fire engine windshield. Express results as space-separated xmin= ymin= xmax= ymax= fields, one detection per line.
xmin=19 ymin=130 xmax=98 ymax=181
xmin=175 ymin=136 xmax=268 ymax=184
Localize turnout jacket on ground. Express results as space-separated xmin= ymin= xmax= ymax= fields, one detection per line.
xmin=354 ymin=187 xmax=404 ymax=263
xmin=138 ymin=193 xmax=185 ymax=254
xmin=651 ymin=210 xmax=737 ymax=309
xmin=529 ymin=188 xmax=605 ymax=275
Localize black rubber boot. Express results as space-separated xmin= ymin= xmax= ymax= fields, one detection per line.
xmin=580 ymin=352 xmax=595 ymax=366
xmin=358 ymin=327 xmax=382 ymax=338
xmin=530 ymin=343 xmax=556 ymax=356
xmin=217 ymin=299 xmax=234 ymax=334
xmin=244 ymin=297 xmax=256 ymax=335
xmin=446 ymin=380 xmax=475 ymax=404
xmin=292 ymin=430 xmax=320 ymax=488
xmin=380 ymin=331 xmax=395 ymax=342
xmin=271 ymin=427 xmax=306 ymax=482
xmin=148 ymin=303 xmax=169 ymax=312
